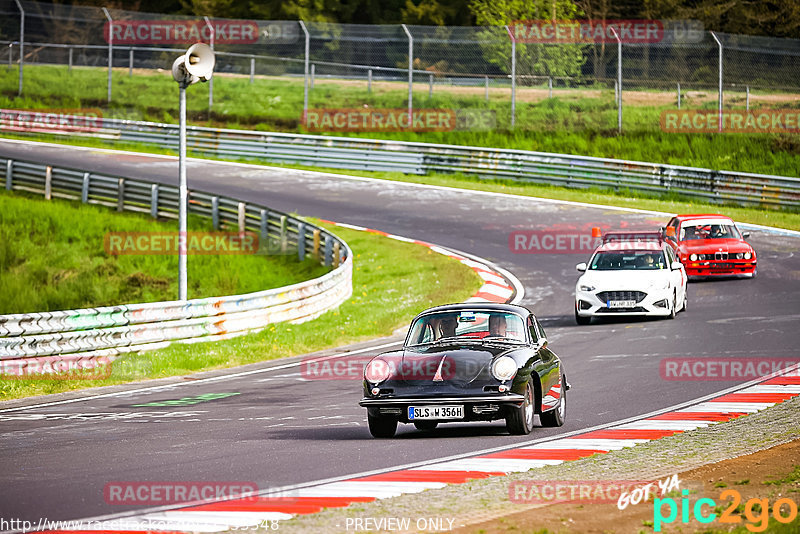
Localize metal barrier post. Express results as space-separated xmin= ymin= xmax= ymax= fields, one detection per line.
xmin=333 ymin=242 xmax=340 ymax=268
xmin=6 ymin=160 xmax=12 ymax=190
xmin=310 ymin=63 xmax=315 ymax=88
xmin=44 ymin=166 xmax=52 ymax=200
xmin=102 ymin=8 xmax=112 ymax=103
xmin=402 ymin=24 xmax=413 ymax=128
xmin=211 ymin=196 xmax=219 ymax=229
xmin=746 ymin=85 xmax=750 ymax=111
xmin=299 ymin=21 xmax=309 ymax=121
xmin=548 ymin=77 xmax=553 ymax=98
xmin=368 ymin=68 xmax=372 ymax=93
xmin=280 ymin=215 xmax=287 ymax=252
xmin=485 ymin=76 xmax=488 ymax=102
xmin=7 ymin=43 xmax=11 ymax=69
xmin=429 ymin=73 xmax=433 ymax=98
xmin=250 ymin=56 xmax=255 ymax=84
xmin=324 ymin=235 xmax=332 ymax=267
xmin=297 ymin=222 xmax=306 ymax=261
xmin=129 ymin=48 xmax=133 ymax=77
xmin=313 ymin=229 xmax=321 ymax=260
xmin=711 ymin=31 xmax=723 ymax=133
xmin=150 ymin=184 xmax=159 ymax=218
xmin=677 ymin=82 xmax=681 ymax=109
xmin=81 ymin=172 xmax=89 ymax=202
xmin=68 ymin=46 xmax=73 ymax=72
xmin=117 ymin=178 xmax=125 ymax=211
xmin=237 ymin=202 xmax=246 ymax=233
xmin=13 ymin=0 xmax=24 ymax=96
xmin=259 ymin=209 xmax=268 ymax=252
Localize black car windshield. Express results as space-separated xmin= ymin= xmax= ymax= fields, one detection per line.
xmin=680 ymin=223 xmax=741 ymax=241
xmin=589 ymin=250 xmax=667 ymax=270
xmin=406 ymin=311 xmax=526 ymax=346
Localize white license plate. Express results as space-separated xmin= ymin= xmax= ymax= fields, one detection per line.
xmin=608 ymin=300 xmax=637 ymax=308
xmin=408 ymin=405 xmax=464 ymax=420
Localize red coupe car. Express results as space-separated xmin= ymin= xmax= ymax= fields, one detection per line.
xmin=663 ymin=214 xmax=757 ymax=278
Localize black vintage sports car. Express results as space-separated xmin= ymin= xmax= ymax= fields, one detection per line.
xmin=359 ymin=303 xmax=568 ymax=438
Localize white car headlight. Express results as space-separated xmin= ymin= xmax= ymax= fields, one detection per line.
xmin=491 ymin=356 xmax=517 ymax=381
xmin=744 ymin=251 xmax=752 ymax=260
xmin=690 ymin=253 xmax=698 ymax=261
xmin=579 ymin=284 xmax=596 ymax=292
xmin=364 ymin=359 xmax=391 ymax=384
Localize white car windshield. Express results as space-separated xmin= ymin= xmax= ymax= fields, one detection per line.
xmin=589 ymin=251 xmax=667 ymax=271
xmin=407 ymin=311 xmax=526 ymax=345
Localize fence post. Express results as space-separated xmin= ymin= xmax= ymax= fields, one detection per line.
xmin=677 ymin=82 xmax=681 ymax=109
xmin=332 ymin=242 xmax=340 ymax=268
xmin=44 ymin=166 xmax=52 ymax=200
xmin=368 ymin=68 xmax=372 ymax=93
xmin=548 ymin=76 xmax=553 ymax=98
xmin=280 ymin=215 xmax=287 ymax=252
xmin=13 ymin=0 xmax=24 ymax=96
xmin=429 ymin=73 xmax=433 ymax=98
xmin=401 ymin=24 xmax=413 ymax=128
xmin=710 ymin=31 xmax=723 ymax=133
xmin=7 ymin=43 xmax=11 ymax=69
xmin=324 ymin=235 xmax=333 ymax=267
xmin=128 ymin=48 xmax=133 ymax=77
xmin=150 ymin=184 xmax=158 ymax=218
xmin=204 ymin=16 xmax=214 ymax=109
xmin=299 ymin=21 xmax=309 ymax=121
xmin=504 ymin=25 xmax=516 ymax=128
xmin=312 ymin=229 xmax=321 ymax=260
xmin=746 ymin=85 xmax=750 ymax=111
xmin=102 ymin=8 xmax=112 ymax=104
xmin=297 ymin=222 xmax=306 ymax=261
xmin=81 ymin=172 xmax=89 ymax=202
xmin=485 ymin=75 xmax=489 ymax=102
xmin=609 ymin=26 xmax=622 ymax=134
xmin=5 ymin=160 xmax=12 ymax=190
xmin=250 ymin=55 xmax=255 ymax=84
xmin=117 ymin=178 xmax=125 ymax=211
xmin=68 ymin=46 xmax=73 ymax=72
xmin=310 ymin=63 xmax=315 ymax=89
xmin=237 ymin=201 xmax=246 ymax=234
xmin=259 ymin=209 xmax=268 ymax=253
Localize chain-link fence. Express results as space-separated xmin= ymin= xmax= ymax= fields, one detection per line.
xmin=1 ymin=0 xmax=799 ymax=134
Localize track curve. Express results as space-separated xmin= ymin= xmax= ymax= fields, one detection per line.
xmin=0 ymin=139 xmax=798 ymax=526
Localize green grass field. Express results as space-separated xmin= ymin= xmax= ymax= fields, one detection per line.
xmin=0 ymin=220 xmax=482 ymax=400
xmin=1 ymin=64 xmax=799 ymax=177
xmin=0 ymin=190 xmax=330 ymax=314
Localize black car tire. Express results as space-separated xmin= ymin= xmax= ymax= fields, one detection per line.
xmin=506 ymin=381 xmax=535 ymax=435
xmin=575 ymin=310 xmax=591 ymax=325
xmin=368 ymin=412 xmax=398 ymax=438
xmin=413 ymin=421 xmax=438 ymax=431
xmin=540 ymin=375 xmax=566 ymax=427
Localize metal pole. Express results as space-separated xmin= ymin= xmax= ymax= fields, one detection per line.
xmin=178 ymin=85 xmax=188 ymax=301
xmin=548 ymin=76 xmax=552 ymax=98
xmin=401 ymin=24 xmax=413 ymax=128
xmin=711 ymin=31 xmax=723 ymax=133
xmin=14 ymin=0 xmax=24 ymax=96
xmin=485 ymin=75 xmax=489 ymax=102
xmin=505 ymin=25 xmax=515 ymax=128
xmin=299 ymin=21 xmax=309 ymax=120
xmin=102 ymin=8 xmax=112 ymax=103
xmin=7 ymin=44 xmax=11 ymax=69
xmin=68 ymin=46 xmax=73 ymax=72
xmin=609 ymin=26 xmax=622 ymax=134
xmin=746 ymin=85 xmax=750 ymax=111
xmin=311 ymin=63 xmax=315 ymax=88
xmin=205 ymin=16 xmax=214 ymax=109
xmin=429 ymin=73 xmax=433 ymax=98
xmin=677 ymin=82 xmax=681 ymax=109
xmin=250 ymin=56 xmax=255 ymax=84
xmin=128 ymin=48 xmax=133 ymax=77
xmin=368 ymin=68 xmax=372 ymax=93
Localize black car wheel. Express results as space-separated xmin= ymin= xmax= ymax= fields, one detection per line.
xmin=575 ymin=310 xmax=591 ymax=325
xmin=413 ymin=421 xmax=438 ymax=431
xmin=506 ymin=381 xmax=535 ymax=435
xmin=368 ymin=412 xmax=397 ymax=438
xmin=540 ymin=375 xmax=566 ymax=427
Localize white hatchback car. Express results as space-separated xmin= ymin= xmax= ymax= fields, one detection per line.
xmin=575 ymin=239 xmax=687 ymax=325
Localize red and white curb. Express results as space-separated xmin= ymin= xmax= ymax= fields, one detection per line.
xmin=318 ymin=221 xmax=521 ymax=305
xmin=38 ymin=371 xmax=800 ymax=533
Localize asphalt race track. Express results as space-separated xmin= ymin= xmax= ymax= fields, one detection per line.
xmin=1 ymin=140 xmax=799 ymax=526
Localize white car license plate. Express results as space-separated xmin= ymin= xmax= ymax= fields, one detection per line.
xmin=608 ymin=300 xmax=637 ymax=308
xmin=408 ymin=405 xmax=464 ymax=420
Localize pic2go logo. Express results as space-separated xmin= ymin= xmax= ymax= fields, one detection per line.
xmin=654 ymin=489 xmax=798 ymax=532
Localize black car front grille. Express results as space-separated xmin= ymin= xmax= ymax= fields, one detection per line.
xmin=596 ymin=306 xmax=648 ymax=313
xmin=597 ymin=291 xmax=647 ymax=304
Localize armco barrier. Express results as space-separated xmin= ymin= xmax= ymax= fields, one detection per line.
xmin=0 ymin=156 xmax=352 ymax=362
xmin=2 ymin=112 xmax=798 ymax=209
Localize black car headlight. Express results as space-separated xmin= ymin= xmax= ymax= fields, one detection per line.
xmin=364 ymin=359 xmax=391 ymax=385
xmin=491 ymin=356 xmax=517 ymax=381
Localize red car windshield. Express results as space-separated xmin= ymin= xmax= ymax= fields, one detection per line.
xmin=680 ymin=223 xmax=741 ymax=241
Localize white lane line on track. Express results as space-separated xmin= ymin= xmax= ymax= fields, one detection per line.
xmin=1 ymin=138 xmax=796 ymax=237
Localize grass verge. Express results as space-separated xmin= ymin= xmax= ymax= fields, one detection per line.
xmin=0 ymin=190 xmax=329 ymax=314
xmin=0 ymin=220 xmax=483 ymax=400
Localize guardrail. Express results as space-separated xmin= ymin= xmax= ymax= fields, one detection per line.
xmin=0 ymin=156 xmax=352 ymax=365
xmin=2 ymin=112 xmax=797 ymax=209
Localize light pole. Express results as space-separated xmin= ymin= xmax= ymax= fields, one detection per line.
xmin=171 ymin=43 xmax=215 ymax=301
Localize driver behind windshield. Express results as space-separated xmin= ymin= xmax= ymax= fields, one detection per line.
xmin=438 ymin=315 xmax=458 ymax=339
xmin=488 ymin=314 xmax=507 ymax=337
